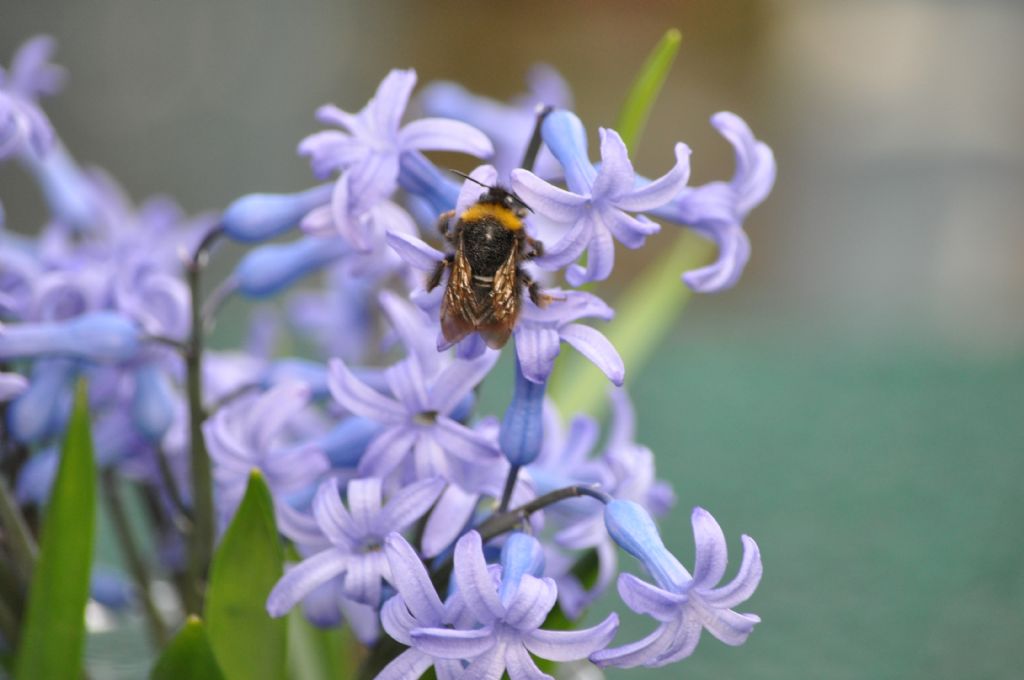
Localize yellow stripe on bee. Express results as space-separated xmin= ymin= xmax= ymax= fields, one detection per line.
xmin=460 ymin=203 xmax=523 ymax=231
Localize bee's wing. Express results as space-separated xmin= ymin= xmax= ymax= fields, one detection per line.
xmin=479 ymin=241 xmax=521 ymax=349
xmin=440 ymin=244 xmax=479 ymax=346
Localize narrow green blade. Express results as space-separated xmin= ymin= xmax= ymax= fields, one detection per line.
xmin=151 ymin=616 xmax=226 ymax=680
xmin=205 ymin=470 xmax=287 ymax=680
xmin=14 ymin=380 xmax=96 ymax=680
xmin=615 ymin=28 xmax=682 ymax=150
xmin=551 ymin=232 xmax=714 ymax=417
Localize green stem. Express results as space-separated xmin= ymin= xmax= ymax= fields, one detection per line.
xmin=476 ymin=484 xmax=609 ymax=543
xmin=0 ymin=476 xmax=37 ymax=582
xmin=184 ymin=225 xmax=223 ymax=613
xmin=101 ymin=470 xmax=168 ymax=647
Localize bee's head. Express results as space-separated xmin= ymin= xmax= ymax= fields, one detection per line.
xmin=480 ymin=187 xmax=533 ymax=219
xmin=451 ymin=170 xmax=534 ymax=218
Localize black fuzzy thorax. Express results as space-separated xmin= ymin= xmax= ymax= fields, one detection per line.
xmin=460 ymin=216 xmax=517 ymax=277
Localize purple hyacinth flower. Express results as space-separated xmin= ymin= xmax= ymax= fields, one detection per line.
xmin=298 ymin=69 xmax=492 ymax=248
xmin=0 ymin=312 xmax=141 ymax=363
xmin=0 ymin=35 xmax=64 ymax=160
xmin=265 ymin=475 xmax=444 ymax=614
xmin=6 ymin=358 xmax=75 ymax=443
xmin=652 ymin=112 xmax=776 ymax=293
xmin=419 ymin=64 xmax=573 ymax=176
xmin=327 ymin=351 xmax=500 ymax=489
xmin=593 ymin=501 xmax=762 ymax=668
xmin=515 ymin=289 xmax=623 ymax=385
xmin=511 ymin=110 xmax=691 ymax=285
xmin=231 ymin=236 xmax=349 ymax=299
xmin=407 ymin=531 xmax=619 ymax=680
xmin=221 ymin=184 xmax=333 ymax=244
xmin=204 ymin=381 xmax=330 ymax=541
xmin=378 ymin=532 xmax=474 ymax=680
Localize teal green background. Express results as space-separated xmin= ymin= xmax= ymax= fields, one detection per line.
xmin=3 ymin=1 xmax=1022 ymax=678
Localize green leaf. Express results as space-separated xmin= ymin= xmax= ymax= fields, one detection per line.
xmin=205 ymin=470 xmax=287 ymax=680
xmin=151 ymin=616 xmax=226 ymax=680
xmin=286 ymin=609 xmax=359 ymax=680
xmin=14 ymin=380 xmax=96 ymax=680
xmin=615 ymin=28 xmax=682 ymax=151
xmin=551 ymin=232 xmax=714 ymax=418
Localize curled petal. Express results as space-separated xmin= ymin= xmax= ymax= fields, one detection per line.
xmin=617 ymin=573 xmax=685 ymax=622
xmin=566 ymin=221 xmax=615 ymax=286
xmin=386 ymin=230 xmax=444 ymax=271
xmin=590 ymin=619 xmax=680 ymax=669
xmin=370 ymin=69 xmax=417 ymax=138
xmin=429 ymin=351 xmax=499 ymax=415
xmin=398 ymin=118 xmax=493 ymax=158
xmin=710 ymin=111 xmax=776 ymax=216
xmin=648 ymin=617 xmax=703 ymax=666
xmin=421 ymin=484 xmax=478 ymax=558
xmin=266 ymin=549 xmax=349 ymax=617
xmin=704 ymin=534 xmax=763 ymax=609
xmin=700 ymin=606 xmax=760 ymax=647
xmin=615 ymin=142 xmax=692 ymax=212
xmin=509 ymin=170 xmax=587 ymax=223
xmin=375 ymin=648 xmax=433 ymax=680
xmin=559 ymin=323 xmax=624 ymax=386
xmin=328 ymin=357 xmax=406 ymax=423
xmin=691 ymin=506 xmax=728 ymax=588
xmin=357 ymin=425 xmax=417 ymax=478
xmin=453 ymin=531 xmax=504 ymax=622
xmin=524 ymin=612 xmax=619 ymax=662
xmin=378 ymin=476 xmax=445 ymax=533
xmin=592 ymin=128 xmax=635 ymax=198
xmin=312 ymin=478 xmax=359 ymax=546
xmin=603 ymin=210 xmax=659 ymax=249
xmin=384 ymin=533 xmax=444 ymax=622
xmin=503 ymin=575 xmax=557 ymax=630
xmin=409 ymin=625 xmax=496 ymax=659
xmin=0 ymin=372 xmax=28 ymax=402
xmin=345 ymin=477 xmax=383 ymax=536
xmin=514 ymin=326 xmax=560 ymax=384
xmin=681 ymin=223 xmax=751 ymax=294
xmin=532 ymin=210 xmax=594 ymax=271
xmin=505 ymin=642 xmax=551 ymax=680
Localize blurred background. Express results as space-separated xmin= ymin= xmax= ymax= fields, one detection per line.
xmin=2 ymin=1 xmax=1022 ymax=678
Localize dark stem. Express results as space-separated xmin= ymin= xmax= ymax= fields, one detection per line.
xmin=520 ymin=104 xmax=554 ymax=172
xmin=206 ymin=381 xmax=260 ymax=415
xmin=497 ymin=464 xmax=520 ymax=513
xmin=183 ymin=223 xmax=223 ymax=613
xmin=477 ymin=484 xmax=610 ymax=544
xmin=143 ymin=334 xmax=189 ymax=353
xmin=153 ymin=446 xmax=193 ymax=529
xmin=101 ymin=470 xmax=168 ymax=647
xmin=0 ymin=476 xmax=37 ymax=582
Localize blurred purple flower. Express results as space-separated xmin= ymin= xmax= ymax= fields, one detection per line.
xmin=652 ymin=112 xmax=776 ymax=292
xmin=419 ymin=64 xmax=573 ymax=176
xmin=204 ymin=381 xmax=330 ymax=541
xmin=0 ymin=35 xmax=64 ymax=160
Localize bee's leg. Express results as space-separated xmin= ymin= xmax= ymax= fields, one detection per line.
xmin=518 ymin=268 xmax=553 ymax=308
xmin=427 ymin=254 xmax=454 ymax=291
xmin=436 ymin=210 xmax=457 ymax=242
xmin=523 ymin=235 xmax=545 ymax=260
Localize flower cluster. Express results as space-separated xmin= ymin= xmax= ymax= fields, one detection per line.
xmin=0 ymin=34 xmax=773 ymax=677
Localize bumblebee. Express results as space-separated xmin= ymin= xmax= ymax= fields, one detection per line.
xmin=428 ymin=174 xmax=550 ymax=349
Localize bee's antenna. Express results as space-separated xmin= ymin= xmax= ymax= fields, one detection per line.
xmin=449 ymin=169 xmax=534 ymax=213
xmin=511 ymin=192 xmax=534 ymax=213
xmin=449 ymin=169 xmax=492 ymax=190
